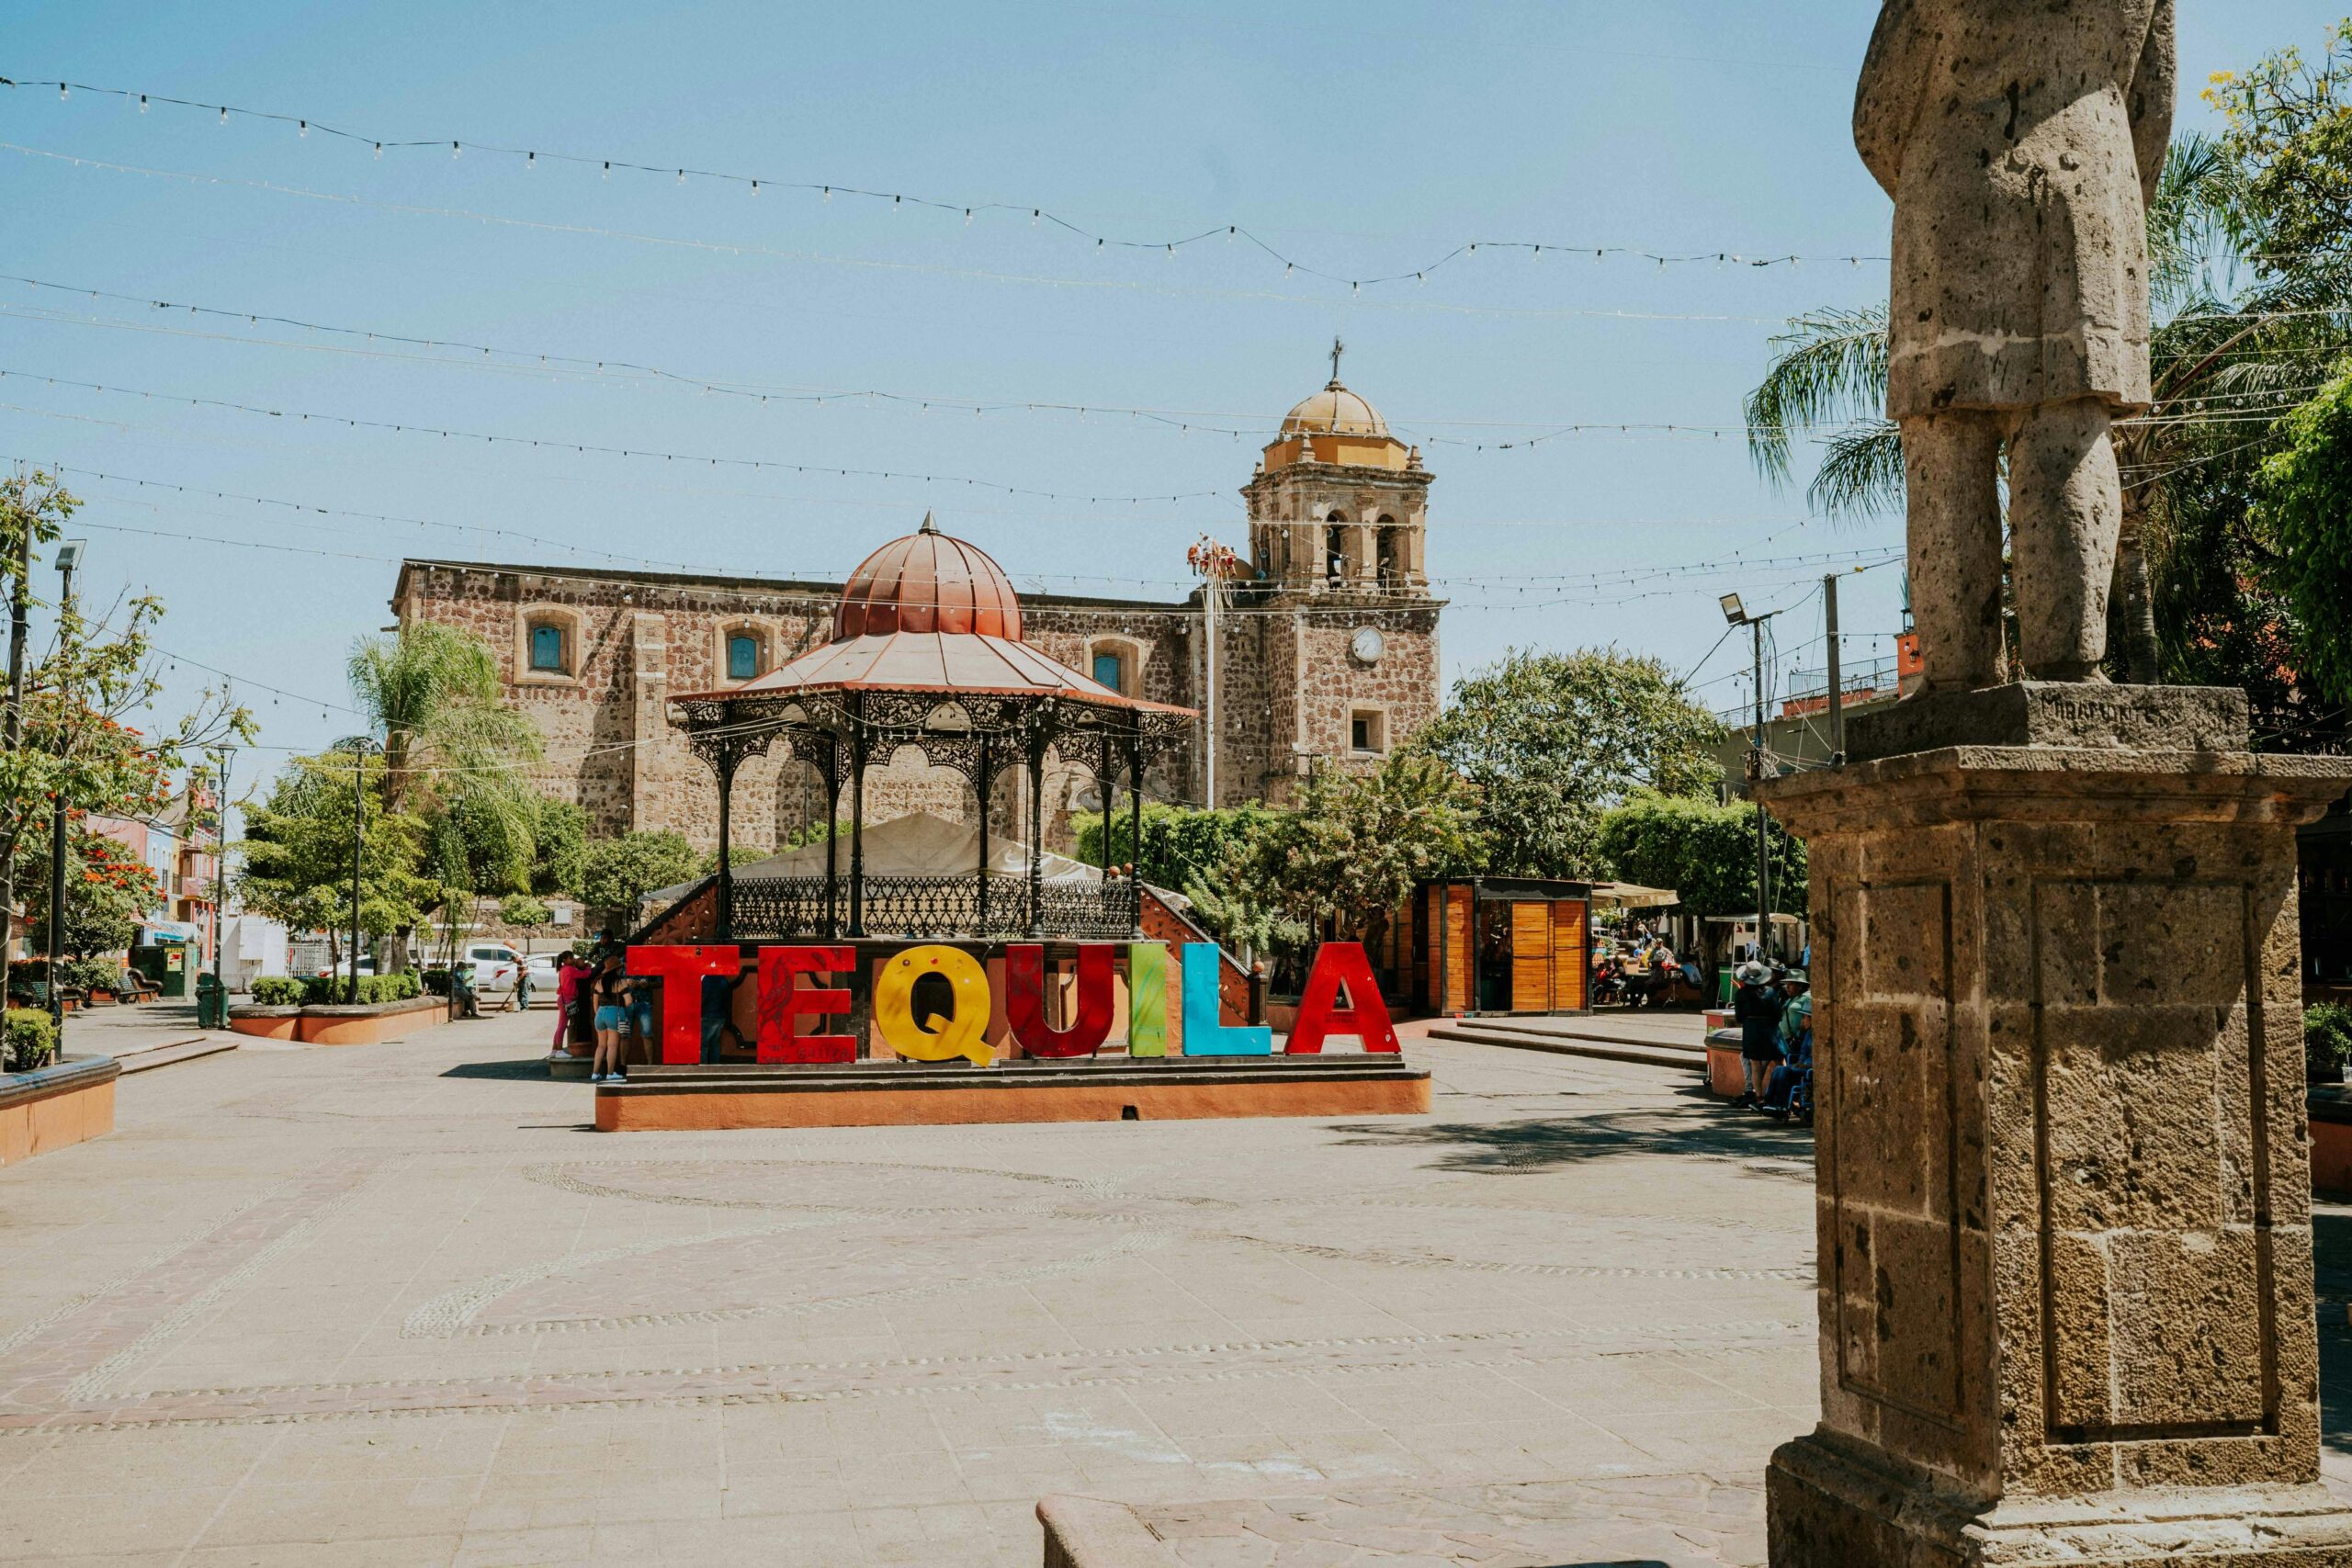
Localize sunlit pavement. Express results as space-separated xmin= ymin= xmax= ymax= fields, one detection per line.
xmin=0 ymin=1006 xmax=1837 ymax=1565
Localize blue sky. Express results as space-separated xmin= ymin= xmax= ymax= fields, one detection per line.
xmin=2 ymin=0 xmax=2335 ymax=804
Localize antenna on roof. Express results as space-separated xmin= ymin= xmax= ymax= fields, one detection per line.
xmin=919 ymin=510 xmax=939 ymax=535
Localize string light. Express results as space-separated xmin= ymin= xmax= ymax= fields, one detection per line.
xmin=10 ymin=76 xmax=1890 ymax=290
xmin=0 ymin=366 xmax=1237 ymax=505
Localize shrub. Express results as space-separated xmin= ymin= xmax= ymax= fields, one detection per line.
xmin=67 ymin=955 xmax=124 ymax=994
xmin=419 ymin=967 xmax=452 ymax=998
xmin=2310 ymin=1003 xmax=2352 ymax=1077
xmin=3 ymin=1009 xmax=57 ymax=1072
xmin=249 ymin=976 xmax=305 ymax=1007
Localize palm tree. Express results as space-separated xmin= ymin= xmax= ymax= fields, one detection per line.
xmin=346 ymin=622 xmax=543 ymax=964
xmin=1743 ymin=135 xmax=2340 ymax=682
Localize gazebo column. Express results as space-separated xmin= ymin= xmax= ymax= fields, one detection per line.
xmin=822 ymin=735 xmax=842 ymax=941
xmin=1025 ymin=726 xmax=1046 ymax=938
xmin=975 ymin=733 xmax=993 ymax=934
xmin=848 ymin=702 xmax=868 ymax=939
xmin=714 ymin=746 xmax=740 ymax=942
xmin=1097 ymin=729 xmax=1114 ymax=880
xmin=1127 ymin=733 xmax=1145 ymax=936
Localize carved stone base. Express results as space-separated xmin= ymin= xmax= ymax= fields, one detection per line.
xmin=1845 ymin=682 xmax=2249 ymax=761
xmin=1770 ymin=1430 xmax=2352 ymax=1567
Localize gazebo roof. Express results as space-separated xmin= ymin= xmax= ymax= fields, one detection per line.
xmin=672 ymin=514 xmax=1193 ymax=716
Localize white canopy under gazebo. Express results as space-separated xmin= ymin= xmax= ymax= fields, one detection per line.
xmin=648 ymin=810 xmax=1101 ymax=909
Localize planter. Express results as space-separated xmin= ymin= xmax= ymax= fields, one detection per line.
xmin=1704 ymin=1028 xmax=1747 ymax=1098
xmin=227 ymin=995 xmax=449 ymax=1046
xmin=0 ymin=1055 xmax=120 ymax=1167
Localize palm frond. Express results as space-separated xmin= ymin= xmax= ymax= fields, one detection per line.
xmin=1743 ymin=305 xmax=1891 ymax=494
xmin=1807 ymin=419 xmax=1906 ymax=522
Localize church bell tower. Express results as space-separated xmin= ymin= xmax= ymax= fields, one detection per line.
xmin=1240 ymin=340 xmax=1432 ymax=603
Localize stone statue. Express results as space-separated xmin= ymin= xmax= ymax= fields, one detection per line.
xmin=1857 ymin=0 xmax=2175 ymax=689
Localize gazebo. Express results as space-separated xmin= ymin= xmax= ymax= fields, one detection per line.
xmin=665 ymin=514 xmax=1195 ymax=942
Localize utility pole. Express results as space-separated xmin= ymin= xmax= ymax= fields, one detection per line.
xmin=1752 ymin=615 xmax=1770 ymax=965
xmin=1 ymin=504 xmax=28 ymax=999
xmin=209 ymin=747 xmax=233 ymax=994
xmin=1825 ymin=570 xmax=1846 ymax=766
xmin=45 ymin=540 xmax=81 ymax=1035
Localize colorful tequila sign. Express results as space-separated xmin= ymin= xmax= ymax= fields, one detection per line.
xmin=626 ymin=941 xmax=1398 ymax=1065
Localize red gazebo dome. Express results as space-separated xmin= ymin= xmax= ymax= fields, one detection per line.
xmin=834 ymin=512 xmax=1023 ymax=640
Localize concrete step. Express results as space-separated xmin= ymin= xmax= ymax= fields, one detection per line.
xmin=116 ymin=1037 xmax=239 ymax=1074
xmin=1440 ymin=1017 xmax=1708 ymax=1055
xmin=1426 ymin=1025 xmax=1704 ymax=1073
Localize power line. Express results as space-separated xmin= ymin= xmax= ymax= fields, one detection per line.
xmin=6 ymin=76 xmax=1890 ymax=294
xmin=0 ymin=367 xmax=1234 ymax=506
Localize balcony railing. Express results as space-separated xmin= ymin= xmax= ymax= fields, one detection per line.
xmin=730 ymin=873 xmax=1139 ymax=941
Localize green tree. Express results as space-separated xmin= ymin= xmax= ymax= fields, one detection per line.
xmin=2252 ymin=361 xmax=2352 ymax=705
xmin=1596 ymin=792 xmax=1808 ymax=922
xmin=1072 ymin=801 xmax=1280 ymax=890
xmin=498 ymin=892 xmax=552 ymax=957
xmin=347 ymin=623 xmax=543 ymax=962
xmin=237 ymin=754 xmax=433 ymax=969
xmin=0 ymin=469 xmax=252 ymax=992
xmin=18 ymin=823 xmax=164 ymax=959
xmin=1408 ymin=649 xmax=1724 ymax=879
xmin=580 ymin=830 xmax=700 ymax=922
xmin=529 ymin=797 xmax=589 ymax=897
xmin=697 ymin=840 xmax=774 ymax=876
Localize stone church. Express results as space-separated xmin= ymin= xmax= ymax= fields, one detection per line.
xmin=391 ymin=363 xmax=1443 ymax=851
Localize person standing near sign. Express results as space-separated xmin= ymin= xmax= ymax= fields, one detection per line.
xmin=589 ymin=953 xmax=630 ymax=1083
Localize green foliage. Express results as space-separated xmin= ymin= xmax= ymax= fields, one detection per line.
xmin=1742 ymin=305 xmax=1899 ymax=521
xmin=4 ymin=1008 xmax=57 ymax=1072
xmin=498 ymin=893 xmax=551 ymax=928
xmin=2206 ymin=21 xmax=2352 ymax=271
xmin=2254 ymin=362 xmax=2352 ymax=705
xmin=237 ymin=753 xmax=435 ymax=945
xmin=581 ymin=830 xmax=701 ymax=917
xmin=65 ymin=955 xmax=123 ymax=994
xmin=529 ymin=797 xmax=588 ymax=897
xmin=1408 ymin=649 xmax=1724 ymax=879
xmin=20 ymin=825 xmax=164 ymax=958
xmin=1072 ymin=802 xmax=1281 ymax=890
xmin=777 ymin=818 xmax=854 ymax=852
xmin=1181 ymin=876 xmax=1309 ymax=969
xmin=696 ymin=842 xmax=774 ymax=877
xmin=294 ymin=972 xmax=421 ymax=1006
xmin=2310 ymin=1002 xmax=2352 ymax=1071
xmin=1596 ymin=793 xmax=1809 ymax=921
xmin=249 ymin=976 xmax=305 ymax=1007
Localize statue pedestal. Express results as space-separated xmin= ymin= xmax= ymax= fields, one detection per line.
xmin=1756 ymin=705 xmax=2352 ymax=1567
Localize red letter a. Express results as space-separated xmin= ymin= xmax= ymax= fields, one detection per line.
xmin=1287 ymin=942 xmax=1399 ymax=1054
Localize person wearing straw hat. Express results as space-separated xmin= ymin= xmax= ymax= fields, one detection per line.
xmin=1731 ymin=960 xmax=1784 ymax=1107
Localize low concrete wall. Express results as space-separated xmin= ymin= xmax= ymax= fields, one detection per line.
xmin=0 ymin=1056 xmax=120 ymax=1168
xmin=596 ymin=1057 xmax=1431 ymax=1132
xmin=228 ymin=997 xmax=451 ymax=1046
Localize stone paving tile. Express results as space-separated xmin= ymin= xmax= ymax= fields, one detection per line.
xmin=0 ymin=1009 xmax=1842 ymax=1563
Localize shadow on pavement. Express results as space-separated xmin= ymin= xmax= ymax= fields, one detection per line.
xmin=441 ymin=1057 xmax=557 ymax=1081
xmin=1329 ymin=1084 xmax=1814 ymax=1177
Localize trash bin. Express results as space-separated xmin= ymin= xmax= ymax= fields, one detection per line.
xmin=194 ymin=972 xmax=227 ymax=1030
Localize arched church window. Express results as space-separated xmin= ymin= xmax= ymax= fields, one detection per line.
xmin=1325 ymin=510 xmax=1349 ymax=584
xmin=528 ymin=623 xmax=567 ymax=672
xmin=727 ymin=632 xmax=762 ymax=681
xmin=1375 ymin=518 xmax=1401 ymax=588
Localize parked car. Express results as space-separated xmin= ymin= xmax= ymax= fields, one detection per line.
xmin=523 ymin=952 xmax=561 ymax=1006
xmin=313 ymin=959 xmax=376 ymax=979
xmin=462 ymin=943 xmax=530 ymax=1005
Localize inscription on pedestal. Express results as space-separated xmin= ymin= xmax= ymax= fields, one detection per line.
xmin=2030 ymin=878 xmax=2273 ymax=1445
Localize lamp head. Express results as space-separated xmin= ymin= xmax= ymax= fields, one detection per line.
xmin=54 ymin=539 xmax=85 ymax=574
xmin=1719 ymin=592 xmax=1747 ymax=626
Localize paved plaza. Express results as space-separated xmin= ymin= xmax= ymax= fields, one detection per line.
xmin=0 ymin=1011 xmax=2340 ymax=1566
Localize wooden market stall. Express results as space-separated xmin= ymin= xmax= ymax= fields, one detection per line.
xmin=1408 ymin=877 xmax=1591 ymax=1016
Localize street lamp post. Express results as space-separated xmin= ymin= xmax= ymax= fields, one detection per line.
xmin=45 ymin=540 xmax=83 ymax=1036
xmin=209 ymin=747 xmax=233 ymax=994
xmin=335 ymin=736 xmax=382 ymax=1004
xmin=1720 ymin=592 xmax=1781 ymax=967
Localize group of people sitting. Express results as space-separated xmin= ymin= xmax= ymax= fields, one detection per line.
xmin=1731 ymin=960 xmax=1813 ymax=1121
xmin=1592 ymin=927 xmax=1703 ymax=1009
xmin=550 ymin=943 xmax=654 ymax=1084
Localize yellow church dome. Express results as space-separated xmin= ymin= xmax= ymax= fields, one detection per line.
xmin=1279 ymin=379 xmax=1389 ymax=439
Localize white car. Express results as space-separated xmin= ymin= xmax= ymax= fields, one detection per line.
xmin=461 ymin=943 xmax=530 ymax=1004
xmin=524 ymin=952 xmax=562 ymax=1006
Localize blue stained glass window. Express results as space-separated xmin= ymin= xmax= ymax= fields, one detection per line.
xmin=728 ymin=634 xmax=760 ymax=681
xmin=528 ymin=624 xmax=564 ymax=671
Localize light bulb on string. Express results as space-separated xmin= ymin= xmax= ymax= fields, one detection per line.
xmin=750 ymin=179 xmax=758 ymax=194
xmin=451 ymin=141 xmax=460 ymax=158
xmin=58 ymin=84 xmax=66 ymax=100
xmin=526 ymin=151 xmax=535 ymax=170
xmin=299 ymin=119 xmax=308 ymax=137
xmin=137 ymin=95 xmax=147 ymax=112
xmin=373 ymin=141 xmax=381 ymax=157
xmin=602 ymin=161 xmax=610 ymax=178
xmin=219 ymin=106 xmax=227 ymax=125
xmin=676 ymin=169 xmax=684 ymax=185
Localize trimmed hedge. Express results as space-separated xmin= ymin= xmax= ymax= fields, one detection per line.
xmin=66 ymin=956 xmax=123 ymax=994
xmin=3 ymin=1009 xmax=57 ymax=1072
xmin=250 ymin=974 xmax=424 ymax=1008
xmin=2312 ymin=1003 xmax=2352 ymax=1077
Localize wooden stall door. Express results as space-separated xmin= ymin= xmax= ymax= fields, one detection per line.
xmin=1552 ymin=900 xmax=1589 ymax=1012
xmin=1441 ymin=887 xmax=1473 ymax=1013
xmin=1510 ymin=902 xmax=1552 ymax=1013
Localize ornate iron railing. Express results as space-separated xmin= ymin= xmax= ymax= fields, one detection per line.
xmin=729 ymin=874 xmax=1138 ymax=940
